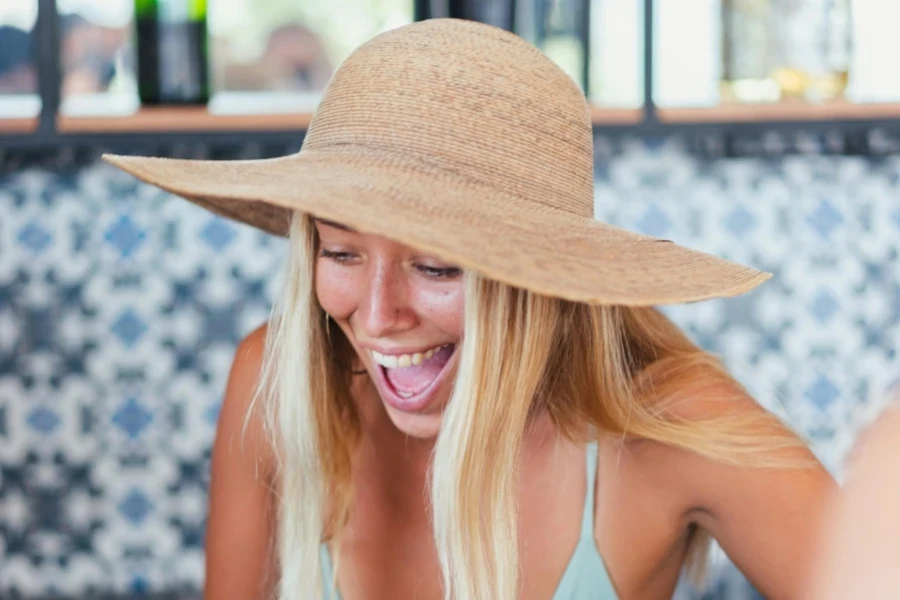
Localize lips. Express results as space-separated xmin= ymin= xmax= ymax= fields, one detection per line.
xmin=382 ymin=344 xmax=455 ymax=397
xmin=371 ymin=344 xmax=457 ymax=412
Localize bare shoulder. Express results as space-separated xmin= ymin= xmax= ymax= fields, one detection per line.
xmin=590 ymin=380 xmax=758 ymax=541
xmin=214 ymin=322 xmax=275 ymax=478
xmin=846 ymin=396 xmax=900 ymax=467
xmin=806 ymin=394 xmax=900 ymax=599
xmin=605 ymin=377 xmax=836 ymax=599
xmin=834 ymin=398 xmax=900 ymax=497
xmin=205 ymin=322 xmax=278 ymax=600
xmin=620 ymin=376 xmax=828 ymax=515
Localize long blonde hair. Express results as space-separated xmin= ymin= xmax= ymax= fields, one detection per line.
xmin=249 ymin=213 xmax=805 ymax=600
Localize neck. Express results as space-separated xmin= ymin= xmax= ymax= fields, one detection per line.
xmin=354 ymin=375 xmax=436 ymax=473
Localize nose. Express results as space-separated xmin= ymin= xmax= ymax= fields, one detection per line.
xmin=357 ymin=260 xmax=417 ymax=339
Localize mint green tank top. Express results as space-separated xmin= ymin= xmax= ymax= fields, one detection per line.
xmin=320 ymin=441 xmax=618 ymax=599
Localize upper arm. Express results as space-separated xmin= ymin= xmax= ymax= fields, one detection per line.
xmin=205 ymin=324 xmax=278 ymax=600
xmin=806 ymin=399 xmax=900 ymax=599
xmin=650 ymin=382 xmax=837 ymax=599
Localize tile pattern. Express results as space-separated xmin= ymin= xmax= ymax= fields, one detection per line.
xmin=2 ymin=139 xmax=899 ymax=599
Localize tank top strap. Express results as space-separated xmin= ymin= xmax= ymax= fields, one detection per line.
xmin=581 ymin=440 xmax=599 ymax=539
xmin=320 ymin=544 xmax=340 ymax=599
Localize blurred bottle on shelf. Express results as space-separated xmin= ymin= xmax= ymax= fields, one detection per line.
xmin=722 ymin=0 xmax=852 ymax=104
xmin=769 ymin=0 xmax=852 ymax=102
xmin=447 ymin=0 xmax=516 ymax=31
xmin=134 ymin=0 xmax=209 ymax=105
xmin=721 ymin=0 xmax=775 ymax=103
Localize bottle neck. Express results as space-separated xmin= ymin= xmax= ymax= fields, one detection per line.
xmin=134 ymin=0 xmax=206 ymax=21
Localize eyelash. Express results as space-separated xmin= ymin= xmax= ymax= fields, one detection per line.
xmin=416 ymin=265 xmax=463 ymax=280
xmin=318 ymin=249 xmax=354 ymax=264
xmin=318 ymin=249 xmax=462 ymax=280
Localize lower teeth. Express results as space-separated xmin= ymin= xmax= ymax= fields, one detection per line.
xmin=397 ymin=391 xmax=414 ymax=399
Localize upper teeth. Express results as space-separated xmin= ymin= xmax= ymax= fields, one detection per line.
xmin=371 ymin=344 xmax=451 ymax=369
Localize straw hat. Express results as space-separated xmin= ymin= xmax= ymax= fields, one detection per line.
xmin=103 ymin=18 xmax=769 ymax=306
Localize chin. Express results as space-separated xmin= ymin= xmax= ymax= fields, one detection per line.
xmin=382 ymin=404 xmax=445 ymax=439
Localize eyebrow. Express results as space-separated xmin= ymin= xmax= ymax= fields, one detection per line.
xmin=313 ymin=218 xmax=355 ymax=232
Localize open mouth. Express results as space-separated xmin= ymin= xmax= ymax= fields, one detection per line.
xmin=370 ymin=343 xmax=457 ymax=412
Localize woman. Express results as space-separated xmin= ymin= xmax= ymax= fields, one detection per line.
xmin=104 ymin=18 xmax=835 ymax=600
xmin=805 ymin=384 xmax=900 ymax=599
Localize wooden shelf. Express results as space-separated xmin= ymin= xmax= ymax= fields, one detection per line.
xmin=57 ymin=106 xmax=314 ymax=134
xmin=657 ymin=101 xmax=900 ymax=123
xmin=53 ymin=104 xmax=639 ymax=134
xmin=6 ymin=101 xmax=896 ymax=152
xmin=0 ymin=116 xmax=39 ymax=135
xmin=589 ymin=105 xmax=643 ymax=125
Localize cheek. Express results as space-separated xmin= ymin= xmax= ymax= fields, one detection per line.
xmin=414 ymin=282 xmax=465 ymax=336
xmin=314 ymin=262 xmax=358 ymax=319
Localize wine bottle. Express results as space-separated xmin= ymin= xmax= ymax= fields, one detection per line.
xmin=134 ymin=0 xmax=210 ymax=105
xmin=447 ymin=0 xmax=516 ymax=32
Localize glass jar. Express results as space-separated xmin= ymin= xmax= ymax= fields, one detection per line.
xmin=768 ymin=0 xmax=852 ymax=102
xmin=721 ymin=0 xmax=852 ymax=103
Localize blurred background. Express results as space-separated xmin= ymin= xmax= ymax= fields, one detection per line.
xmin=1 ymin=1 xmax=899 ymax=598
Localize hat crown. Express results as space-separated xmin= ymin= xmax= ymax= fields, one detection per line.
xmin=301 ymin=18 xmax=594 ymax=218
xmin=101 ymin=18 xmax=766 ymax=306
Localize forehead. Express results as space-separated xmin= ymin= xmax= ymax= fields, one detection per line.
xmin=312 ymin=218 xmax=456 ymax=263
xmin=313 ymin=218 xmax=354 ymax=232
xmin=313 ymin=218 xmax=406 ymax=250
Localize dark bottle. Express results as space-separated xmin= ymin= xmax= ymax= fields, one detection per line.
xmin=447 ymin=0 xmax=517 ymax=32
xmin=134 ymin=0 xmax=210 ymax=105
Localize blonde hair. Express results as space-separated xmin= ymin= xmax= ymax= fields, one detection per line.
xmin=248 ymin=213 xmax=806 ymax=600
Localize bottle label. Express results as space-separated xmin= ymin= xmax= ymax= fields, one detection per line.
xmin=158 ymin=21 xmax=205 ymax=100
xmin=158 ymin=0 xmax=190 ymax=22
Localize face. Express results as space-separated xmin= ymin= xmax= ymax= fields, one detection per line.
xmin=313 ymin=220 xmax=464 ymax=439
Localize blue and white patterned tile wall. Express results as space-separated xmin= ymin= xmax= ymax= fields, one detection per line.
xmin=1 ymin=139 xmax=898 ymax=599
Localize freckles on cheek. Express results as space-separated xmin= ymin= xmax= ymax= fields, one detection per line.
xmin=419 ymin=285 xmax=465 ymax=334
xmin=314 ymin=264 xmax=357 ymax=320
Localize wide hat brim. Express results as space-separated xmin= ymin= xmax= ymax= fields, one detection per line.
xmin=102 ymin=149 xmax=770 ymax=306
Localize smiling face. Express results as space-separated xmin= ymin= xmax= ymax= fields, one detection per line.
xmin=313 ymin=219 xmax=465 ymax=439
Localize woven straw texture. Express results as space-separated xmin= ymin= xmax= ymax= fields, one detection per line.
xmin=103 ymin=18 xmax=770 ymax=305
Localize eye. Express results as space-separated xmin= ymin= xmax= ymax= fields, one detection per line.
xmin=415 ymin=264 xmax=463 ymax=280
xmin=319 ymin=248 xmax=357 ymax=264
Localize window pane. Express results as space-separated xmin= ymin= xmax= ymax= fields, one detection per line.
xmin=654 ymin=0 xmax=720 ymax=108
xmin=0 ymin=0 xmax=40 ymax=118
xmin=58 ymin=0 xmax=138 ymax=115
xmin=209 ymin=0 xmax=414 ymax=114
xmin=846 ymin=0 xmax=900 ymax=103
xmin=588 ymin=0 xmax=643 ymax=107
